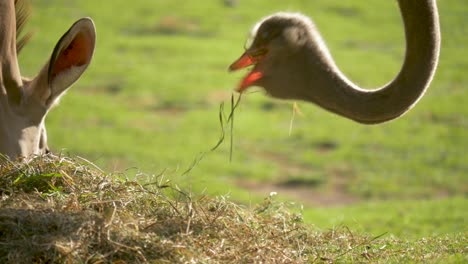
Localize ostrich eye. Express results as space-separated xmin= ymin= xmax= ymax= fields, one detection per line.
xmin=244 ymin=34 xmax=254 ymax=50
xmin=244 ymin=27 xmax=272 ymax=50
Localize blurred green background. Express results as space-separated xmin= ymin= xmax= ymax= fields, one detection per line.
xmin=19 ymin=0 xmax=467 ymax=238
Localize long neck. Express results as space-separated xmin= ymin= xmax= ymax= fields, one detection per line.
xmin=304 ymin=0 xmax=440 ymax=124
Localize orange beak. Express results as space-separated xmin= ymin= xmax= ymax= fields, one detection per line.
xmin=229 ymin=52 xmax=255 ymax=71
xmin=229 ymin=48 xmax=267 ymax=92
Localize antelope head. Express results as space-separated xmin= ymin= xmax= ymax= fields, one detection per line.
xmin=0 ymin=0 xmax=96 ymax=161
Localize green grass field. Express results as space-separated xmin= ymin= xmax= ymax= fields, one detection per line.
xmin=18 ymin=0 xmax=466 ymax=243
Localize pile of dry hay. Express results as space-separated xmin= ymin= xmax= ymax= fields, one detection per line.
xmin=0 ymin=154 xmax=379 ymax=263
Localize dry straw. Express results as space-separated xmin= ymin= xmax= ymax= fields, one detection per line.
xmin=0 ymin=152 xmax=464 ymax=262
xmin=0 ymin=154 xmax=362 ymax=262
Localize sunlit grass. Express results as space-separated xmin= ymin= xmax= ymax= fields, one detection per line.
xmin=15 ymin=0 xmax=468 ymax=241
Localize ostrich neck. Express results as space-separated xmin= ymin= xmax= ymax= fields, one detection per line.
xmin=303 ymin=0 xmax=440 ymax=124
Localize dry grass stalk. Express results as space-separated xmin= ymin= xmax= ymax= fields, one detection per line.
xmin=0 ymin=155 xmax=464 ymax=263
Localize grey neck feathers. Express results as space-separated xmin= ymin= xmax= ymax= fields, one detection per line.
xmin=303 ymin=0 xmax=440 ymax=124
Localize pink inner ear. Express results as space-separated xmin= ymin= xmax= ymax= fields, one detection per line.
xmin=51 ymin=32 xmax=92 ymax=79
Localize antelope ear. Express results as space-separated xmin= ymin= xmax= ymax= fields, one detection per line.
xmin=45 ymin=18 xmax=96 ymax=105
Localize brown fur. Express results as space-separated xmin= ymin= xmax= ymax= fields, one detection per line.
xmin=0 ymin=0 xmax=96 ymax=160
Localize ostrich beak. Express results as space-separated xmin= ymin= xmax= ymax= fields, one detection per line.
xmin=229 ymin=52 xmax=255 ymax=71
xmin=229 ymin=48 xmax=267 ymax=92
